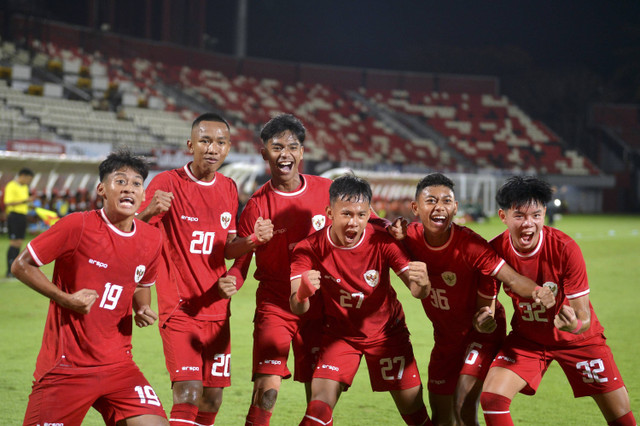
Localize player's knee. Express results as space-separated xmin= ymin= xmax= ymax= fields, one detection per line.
xmin=259 ymin=388 xmax=278 ymax=410
xmin=200 ymin=387 xmax=223 ymax=412
xmin=173 ymin=381 xmax=203 ymax=405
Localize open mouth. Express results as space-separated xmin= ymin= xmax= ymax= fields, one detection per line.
xmin=431 ymin=214 xmax=447 ymax=225
xmin=345 ymin=229 xmax=358 ymax=243
xmin=277 ymin=161 xmax=293 ymax=173
xmin=520 ymin=231 xmax=535 ymax=244
xmin=119 ymin=197 xmax=135 ymax=207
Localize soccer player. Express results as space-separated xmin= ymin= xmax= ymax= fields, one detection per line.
xmin=290 ymin=174 xmax=433 ymax=426
xmin=480 ymin=176 xmax=636 ymax=426
xmin=403 ymin=173 xmax=555 ymax=426
xmin=137 ymin=112 xmax=239 ymax=426
xmin=12 ymin=150 xmax=168 ymax=425
xmin=4 ymin=167 xmax=35 ymax=277
xmin=224 ymin=114 xmax=329 ymax=426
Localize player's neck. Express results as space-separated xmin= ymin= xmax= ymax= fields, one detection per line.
xmin=424 ymin=227 xmax=451 ymax=247
xmin=103 ymin=209 xmax=135 ymax=232
xmin=271 ymin=174 xmax=303 ymax=193
xmin=188 ymin=162 xmax=216 ymax=182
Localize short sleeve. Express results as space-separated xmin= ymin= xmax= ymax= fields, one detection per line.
xmin=382 ymin=234 xmax=411 ymax=275
xmin=139 ymin=172 xmax=172 ymax=225
xmin=27 ymin=213 xmax=84 ymax=266
xmin=290 ymin=239 xmax=316 ymax=280
xmin=237 ymin=198 xmax=261 ymax=238
xmin=561 ymin=240 xmax=589 ymax=299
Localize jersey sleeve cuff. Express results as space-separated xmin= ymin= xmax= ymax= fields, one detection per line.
xmin=566 ymin=289 xmax=590 ymax=299
xmin=491 ymin=259 xmax=506 ymax=277
xmin=477 ymin=290 xmax=497 ymax=300
xmin=27 ymin=243 xmax=44 ymax=267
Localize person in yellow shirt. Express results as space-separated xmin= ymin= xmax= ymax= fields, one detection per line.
xmin=4 ymin=168 xmax=35 ymax=277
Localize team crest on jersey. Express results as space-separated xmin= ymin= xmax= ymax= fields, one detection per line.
xmin=543 ymin=281 xmax=558 ymax=297
xmin=364 ymin=270 xmax=379 ymax=287
xmin=441 ymin=271 xmax=457 ymax=287
xmin=312 ymin=214 xmax=326 ymax=231
xmin=135 ymin=265 xmax=146 ymax=283
xmin=220 ymin=212 xmax=232 ymax=229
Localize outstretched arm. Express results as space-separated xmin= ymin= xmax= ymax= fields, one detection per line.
xmin=224 ymin=216 xmax=273 ymax=259
xmin=132 ymin=286 xmax=158 ymax=327
xmin=289 ymin=270 xmax=321 ymax=315
xmin=496 ymin=263 xmax=555 ymax=308
xmin=11 ymin=249 xmax=98 ymax=314
xmin=398 ymin=261 xmax=431 ymax=299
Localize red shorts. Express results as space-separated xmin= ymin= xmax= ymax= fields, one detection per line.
xmin=160 ymin=315 xmax=231 ymax=387
xmin=23 ymin=361 xmax=166 ymax=426
xmin=313 ymin=329 xmax=422 ymax=392
xmin=491 ymin=332 xmax=626 ymax=397
xmin=428 ymin=336 xmax=502 ymax=395
xmin=252 ymin=308 xmax=322 ymax=382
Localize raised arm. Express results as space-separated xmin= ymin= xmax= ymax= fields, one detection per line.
xmin=137 ymin=189 xmax=173 ymax=223
xmin=473 ymin=295 xmax=497 ymax=334
xmin=11 ymin=249 xmax=98 ymax=314
xmin=397 ymin=261 xmax=431 ymax=299
xmin=289 ymin=270 xmax=321 ymax=315
xmin=224 ymin=216 xmax=273 ymax=259
xmin=496 ymin=263 xmax=555 ymax=308
xmin=554 ymin=296 xmax=591 ymax=334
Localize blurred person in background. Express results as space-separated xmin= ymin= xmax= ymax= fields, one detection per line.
xmin=3 ymin=167 xmax=35 ymax=278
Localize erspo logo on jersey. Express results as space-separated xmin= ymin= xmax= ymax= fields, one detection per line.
xmin=44 ymin=423 xmax=64 ymax=426
xmin=181 ymin=215 xmax=199 ymax=222
xmin=89 ymin=259 xmax=108 ymax=268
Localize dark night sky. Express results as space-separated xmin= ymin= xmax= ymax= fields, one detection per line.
xmin=224 ymin=1 xmax=640 ymax=77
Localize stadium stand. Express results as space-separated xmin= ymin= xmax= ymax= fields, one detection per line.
xmin=0 ymin=34 xmax=599 ymax=177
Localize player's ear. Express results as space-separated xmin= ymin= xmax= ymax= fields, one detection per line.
xmin=260 ymin=146 xmax=267 ymax=161
xmin=498 ymin=209 xmax=507 ymax=224
xmin=411 ymin=200 xmax=419 ymax=216
xmin=299 ymin=145 xmax=304 ymax=160
xmin=96 ymin=181 xmax=105 ymax=198
xmin=187 ymin=139 xmax=194 ymax=153
xmin=325 ymin=204 xmax=333 ymax=220
xmin=453 ymin=200 xmax=459 ymax=216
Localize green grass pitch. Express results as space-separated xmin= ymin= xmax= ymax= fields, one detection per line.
xmin=0 ymin=214 xmax=638 ymax=425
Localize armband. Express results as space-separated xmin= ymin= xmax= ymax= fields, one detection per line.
xmin=249 ymin=233 xmax=264 ymax=246
xmin=571 ymin=319 xmax=583 ymax=334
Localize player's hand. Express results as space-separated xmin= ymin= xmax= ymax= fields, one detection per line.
xmin=297 ymin=270 xmax=321 ymax=301
xmin=532 ymin=285 xmax=556 ymax=309
xmin=148 ymin=190 xmax=174 ymax=215
xmin=134 ymin=305 xmax=158 ymax=327
xmin=253 ymin=217 xmax=274 ymax=245
xmin=217 ymin=275 xmax=238 ymax=299
xmin=387 ymin=217 xmax=408 ymax=241
xmin=473 ymin=306 xmax=497 ymax=333
xmin=408 ymin=261 xmax=429 ymax=288
xmin=554 ymin=304 xmax=578 ymax=332
xmin=62 ymin=289 xmax=99 ymax=314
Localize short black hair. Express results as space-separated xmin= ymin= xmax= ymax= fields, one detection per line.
xmin=329 ymin=174 xmax=372 ymax=205
xmin=415 ymin=172 xmax=455 ymax=199
xmin=260 ymin=114 xmax=306 ymax=144
xmin=99 ymin=149 xmax=149 ymax=181
xmin=192 ymin=112 xmax=230 ymax=132
xmin=496 ymin=175 xmax=553 ymax=211
xmin=18 ymin=168 xmax=34 ymax=177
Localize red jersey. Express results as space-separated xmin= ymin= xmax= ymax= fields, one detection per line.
xmin=291 ymin=224 xmax=411 ymax=345
xmin=238 ymin=174 xmax=332 ymax=314
xmin=489 ymin=226 xmax=605 ymax=345
xmin=404 ymin=222 xmax=506 ymax=345
xmin=139 ymin=163 xmax=238 ymax=322
xmin=27 ymin=209 xmax=162 ymax=381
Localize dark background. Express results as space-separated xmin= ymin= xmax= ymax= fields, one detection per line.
xmin=4 ymin=0 xmax=640 ymax=156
